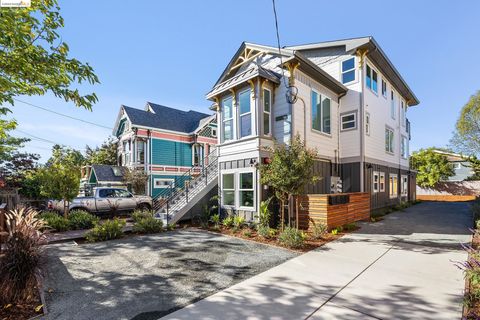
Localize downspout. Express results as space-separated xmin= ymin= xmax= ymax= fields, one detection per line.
xmin=357 ymin=48 xmax=370 ymax=193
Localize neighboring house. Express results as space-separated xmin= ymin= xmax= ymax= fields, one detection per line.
xmin=432 ymin=150 xmax=475 ymax=181
xmin=205 ymin=36 xmax=419 ymax=218
xmin=112 ymin=102 xmax=217 ymax=198
xmin=80 ymin=164 xmax=128 ymax=196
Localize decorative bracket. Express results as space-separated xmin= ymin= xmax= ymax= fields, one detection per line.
xmin=286 ymin=62 xmax=300 ymax=87
xmin=356 ymin=49 xmax=369 ymax=68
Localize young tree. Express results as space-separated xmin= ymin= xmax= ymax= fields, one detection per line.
xmin=410 ymin=148 xmax=455 ymax=187
xmin=123 ymin=168 xmax=148 ymax=195
xmin=450 ymin=91 xmax=480 ymax=155
xmin=85 ymin=137 xmax=118 ymax=165
xmin=259 ymin=134 xmax=319 ymax=229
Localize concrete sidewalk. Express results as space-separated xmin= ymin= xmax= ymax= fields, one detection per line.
xmin=162 ymin=202 xmax=472 ymax=320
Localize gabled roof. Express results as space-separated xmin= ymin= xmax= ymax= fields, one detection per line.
xmin=118 ymin=102 xmax=212 ymax=134
xmin=287 ymin=36 xmax=419 ymax=106
xmin=91 ymin=165 xmax=127 ymax=182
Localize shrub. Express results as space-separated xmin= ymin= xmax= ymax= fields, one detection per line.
xmin=257 ymin=225 xmax=276 ymax=239
xmin=222 ymin=215 xmax=234 ymax=228
xmin=166 ymin=223 xmax=176 ymax=231
xmin=331 ymin=229 xmax=338 ymax=235
xmin=68 ymin=210 xmax=99 ymax=230
xmin=131 ymin=209 xmax=153 ymax=223
xmin=40 ymin=211 xmax=70 ymax=232
xmin=0 ymin=208 xmax=46 ymax=305
xmin=133 ymin=217 xmax=163 ymax=234
xmin=243 ymin=229 xmax=253 ymax=237
xmin=85 ymin=219 xmax=126 ymax=242
xmin=278 ymin=227 xmax=305 ymax=249
xmin=343 ymin=222 xmax=357 ymax=231
xmin=256 ymin=199 xmax=272 ymax=228
xmin=211 ymin=214 xmax=220 ymax=229
xmin=233 ymin=216 xmax=245 ymax=230
xmin=310 ymin=221 xmax=328 ymax=240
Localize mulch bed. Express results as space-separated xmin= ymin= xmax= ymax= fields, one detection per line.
xmin=182 ymin=224 xmax=358 ymax=253
xmin=0 ymin=288 xmax=44 ymax=320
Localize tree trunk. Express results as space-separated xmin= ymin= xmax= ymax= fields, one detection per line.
xmin=280 ymin=199 xmax=285 ymax=230
xmin=295 ymin=196 xmax=299 ymax=229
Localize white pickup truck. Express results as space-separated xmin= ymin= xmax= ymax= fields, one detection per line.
xmin=49 ymin=187 xmax=153 ymax=215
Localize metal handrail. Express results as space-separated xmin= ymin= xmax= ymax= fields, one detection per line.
xmin=152 ymin=147 xmax=218 ymax=214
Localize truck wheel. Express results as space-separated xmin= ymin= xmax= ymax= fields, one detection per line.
xmin=138 ymin=203 xmax=151 ymax=212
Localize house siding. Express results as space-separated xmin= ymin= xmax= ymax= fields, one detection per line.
xmin=151 ymin=138 xmax=192 ymax=167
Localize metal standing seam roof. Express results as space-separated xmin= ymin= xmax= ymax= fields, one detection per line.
xmin=206 ymin=65 xmax=281 ymax=99
xmin=122 ymin=102 xmax=212 ymax=133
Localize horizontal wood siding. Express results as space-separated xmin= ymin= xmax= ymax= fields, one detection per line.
xmin=417 ymin=195 xmax=476 ymax=202
xmin=298 ymin=192 xmax=370 ymax=230
xmin=151 ymin=139 xmax=192 ymax=167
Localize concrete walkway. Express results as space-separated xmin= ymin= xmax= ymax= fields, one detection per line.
xmin=162 ymin=202 xmax=472 ymax=320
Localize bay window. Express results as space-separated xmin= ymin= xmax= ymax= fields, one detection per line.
xmin=263 ymin=89 xmax=271 ymax=135
xmin=239 ymin=90 xmax=252 ymax=138
xmin=311 ymin=90 xmax=331 ymax=134
xmin=222 ymin=97 xmax=233 ymax=142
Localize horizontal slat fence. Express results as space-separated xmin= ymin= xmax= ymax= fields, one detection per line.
xmin=298 ymin=192 xmax=370 ymax=230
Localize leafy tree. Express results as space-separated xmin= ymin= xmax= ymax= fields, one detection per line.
xmin=37 ymin=145 xmax=84 ymax=216
xmin=259 ymin=134 xmax=319 ymax=229
xmin=85 ymin=137 xmax=117 ymax=165
xmin=0 ymin=0 xmax=99 ymax=110
xmin=123 ymin=168 xmax=148 ymax=195
xmin=450 ymin=91 xmax=480 ymax=155
xmin=0 ymin=151 xmax=40 ymax=196
xmin=410 ymin=148 xmax=455 ymax=187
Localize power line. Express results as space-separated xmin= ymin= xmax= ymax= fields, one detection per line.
xmin=13 ymin=98 xmax=113 ymax=130
xmin=14 ymin=129 xmax=60 ymax=145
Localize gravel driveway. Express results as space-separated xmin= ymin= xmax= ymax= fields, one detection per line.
xmin=42 ymin=229 xmax=297 ymax=320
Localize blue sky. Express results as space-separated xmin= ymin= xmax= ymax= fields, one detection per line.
xmin=5 ymin=0 xmax=480 ymax=161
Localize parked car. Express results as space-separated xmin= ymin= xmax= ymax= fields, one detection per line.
xmin=48 ymin=187 xmax=152 ymax=215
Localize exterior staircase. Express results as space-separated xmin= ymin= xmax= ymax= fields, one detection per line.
xmin=153 ymin=147 xmax=218 ymax=225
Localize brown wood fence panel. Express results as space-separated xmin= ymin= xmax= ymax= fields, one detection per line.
xmin=298 ymin=192 xmax=370 ymax=230
xmin=417 ymin=195 xmax=476 ymax=202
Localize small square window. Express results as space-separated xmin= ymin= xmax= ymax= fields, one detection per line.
xmin=341 ymin=113 xmax=356 ymax=130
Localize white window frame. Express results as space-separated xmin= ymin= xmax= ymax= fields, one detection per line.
xmin=341 ymin=57 xmax=356 ymax=84
xmin=391 ymin=90 xmax=396 ymax=119
xmin=401 ymin=135 xmax=408 ymax=159
xmin=221 ymin=172 xmax=235 ymax=207
xmin=311 ymin=89 xmax=332 ymax=135
xmin=366 ymin=64 xmax=378 ymax=94
xmin=341 ymin=112 xmax=357 ymax=131
xmin=401 ymin=100 xmax=406 ymax=127
xmin=238 ymin=89 xmax=252 ymax=139
xmin=153 ymin=178 xmax=175 ymax=189
xmin=373 ymin=171 xmax=379 ymax=193
xmin=385 ymin=127 xmax=394 ymax=154
xmin=263 ymin=88 xmax=271 ymax=136
xmin=222 ymin=97 xmax=234 ymax=142
xmin=238 ymin=170 xmax=255 ymax=210
xmin=381 ymin=79 xmax=387 ymax=98
xmin=401 ymin=175 xmax=408 ymax=197
xmin=389 ymin=174 xmax=398 ymax=199
xmin=365 ymin=112 xmax=370 ymax=135
xmin=379 ymin=172 xmax=385 ymax=192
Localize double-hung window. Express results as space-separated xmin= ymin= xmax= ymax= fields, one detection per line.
xmin=311 ymin=90 xmax=331 ymax=134
xmin=401 ymin=175 xmax=408 ymax=197
xmin=382 ymin=79 xmax=387 ymax=97
xmin=379 ymin=172 xmax=385 ymax=192
xmin=341 ymin=112 xmax=356 ymax=130
xmin=222 ymin=97 xmax=234 ymax=142
xmin=222 ymin=173 xmax=235 ymax=206
xmin=389 ymin=174 xmax=398 ymax=198
xmin=390 ymin=91 xmax=396 ymax=119
xmin=239 ymin=90 xmax=252 ymax=138
xmin=373 ymin=171 xmax=379 ymax=193
xmin=341 ymin=57 xmax=355 ymax=84
xmin=385 ymin=128 xmax=394 ymax=153
xmin=366 ymin=65 xmax=378 ymax=93
xmin=239 ymin=172 xmax=254 ymax=208
xmin=263 ymin=89 xmax=271 ymax=135
xmin=401 ymin=136 xmax=408 ymax=159
xmin=401 ymin=101 xmax=406 ymax=126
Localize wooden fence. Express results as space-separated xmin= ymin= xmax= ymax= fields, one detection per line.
xmin=298 ymin=192 xmax=371 ymax=230
xmin=0 ymin=188 xmax=19 ymax=210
